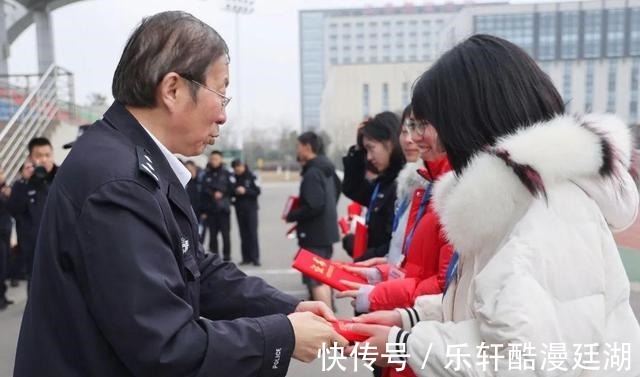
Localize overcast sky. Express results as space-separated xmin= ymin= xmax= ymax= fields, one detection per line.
xmin=7 ymin=0 xmax=560 ymax=135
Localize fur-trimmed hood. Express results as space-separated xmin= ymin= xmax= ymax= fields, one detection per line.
xmin=396 ymin=160 xmax=426 ymax=201
xmin=433 ymin=113 xmax=637 ymax=255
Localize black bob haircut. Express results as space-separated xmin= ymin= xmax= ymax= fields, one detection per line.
xmin=358 ymin=111 xmax=404 ymax=175
xmin=298 ymin=131 xmax=325 ymax=155
xmin=411 ymin=34 xmax=565 ymax=174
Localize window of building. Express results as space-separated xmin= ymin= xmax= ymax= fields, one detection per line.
xmin=562 ymin=62 xmax=572 ymax=112
xmin=560 ymin=11 xmax=579 ymax=59
xmin=363 ymin=83 xmax=370 ymax=117
xmin=402 ymin=82 xmax=410 ymax=105
xmin=607 ymin=60 xmax=618 ymax=112
xmin=343 ymin=56 xmax=351 ymax=64
xmin=606 ymin=9 xmax=625 ymax=57
xmin=538 ymin=12 xmax=556 ymax=60
xmin=631 ymin=9 xmax=640 ymax=55
xmin=585 ymin=60 xmax=595 ymax=112
xmin=382 ymin=83 xmax=389 ymax=110
xmin=583 ymin=10 xmax=602 ymax=58
xmin=474 ymin=14 xmax=534 ymax=55
xmin=630 ymin=59 xmax=640 ymax=122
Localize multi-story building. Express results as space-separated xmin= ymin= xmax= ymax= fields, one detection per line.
xmin=299 ymin=4 xmax=463 ymax=135
xmin=439 ymin=0 xmax=640 ymax=122
xmin=301 ymin=1 xmax=640 ymax=155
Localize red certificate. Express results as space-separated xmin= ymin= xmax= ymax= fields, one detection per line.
xmin=292 ymin=249 xmax=367 ymax=291
xmin=352 ymin=221 xmax=368 ymax=260
xmin=282 ymin=196 xmax=300 ymax=219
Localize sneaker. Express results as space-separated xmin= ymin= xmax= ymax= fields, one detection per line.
xmin=239 ymin=261 xmax=251 ymax=266
xmin=252 ymin=261 xmax=261 ymax=267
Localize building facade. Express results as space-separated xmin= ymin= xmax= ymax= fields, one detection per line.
xmin=439 ymin=0 xmax=640 ymax=122
xmin=299 ymin=4 xmax=462 ymax=132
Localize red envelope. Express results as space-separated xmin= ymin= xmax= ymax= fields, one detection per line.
xmin=353 ymin=221 xmax=368 ymax=260
xmin=282 ymin=196 xmax=300 ymax=219
xmin=330 ymin=319 xmax=370 ymax=343
xmin=338 ymin=217 xmax=350 ymax=235
xmin=292 ymin=249 xmax=367 ymax=291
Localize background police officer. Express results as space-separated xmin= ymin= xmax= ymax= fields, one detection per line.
xmin=231 ymin=159 xmax=261 ymax=266
xmin=7 ymin=137 xmax=57 ymax=290
xmin=184 ymin=160 xmax=206 ymax=241
xmin=202 ymin=150 xmax=234 ymax=261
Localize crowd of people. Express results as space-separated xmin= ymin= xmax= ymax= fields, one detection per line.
xmin=184 ymin=151 xmax=262 ymax=266
xmin=7 ymin=10 xmax=640 ymax=377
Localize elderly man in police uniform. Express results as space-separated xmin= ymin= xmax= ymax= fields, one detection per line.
xmin=14 ymin=11 xmax=347 ymax=377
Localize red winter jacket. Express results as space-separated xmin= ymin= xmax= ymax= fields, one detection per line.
xmin=368 ymin=156 xmax=454 ymax=312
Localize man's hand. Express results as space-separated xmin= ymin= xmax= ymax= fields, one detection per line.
xmin=352 ymin=310 xmax=402 ymax=328
xmin=235 ymin=186 xmax=246 ymax=195
xmin=344 ymin=323 xmax=393 ymax=367
xmin=287 ymin=312 xmax=348 ymax=362
xmin=214 ymin=191 xmax=223 ymax=200
xmin=295 ymin=301 xmax=336 ymax=321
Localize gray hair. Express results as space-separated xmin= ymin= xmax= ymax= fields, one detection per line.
xmin=112 ymin=11 xmax=229 ymax=107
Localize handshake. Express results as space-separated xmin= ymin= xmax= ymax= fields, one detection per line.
xmin=288 ymin=301 xmax=402 ymax=367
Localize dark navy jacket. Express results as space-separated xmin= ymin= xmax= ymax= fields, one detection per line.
xmin=286 ymin=155 xmax=340 ymax=248
xmin=202 ymin=164 xmax=234 ymax=215
xmin=7 ymin=165 xmax=57 ymax=254
xmin=14 ymin=102 xmax=298 ymax=377
xmin=233 ymin=169 xmax=261 ymax=212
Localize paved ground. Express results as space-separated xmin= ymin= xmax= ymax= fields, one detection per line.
xmin=1 ymin=181 xmax=639 ymax=376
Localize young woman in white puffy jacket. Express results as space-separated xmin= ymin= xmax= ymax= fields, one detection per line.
xmin=347 ymin=34 xmax=640 ymax=376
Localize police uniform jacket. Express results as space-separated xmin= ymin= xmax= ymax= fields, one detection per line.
xmin=14 ymin=102 xmax=298 ymax=377
xmin=202 ymin=164 xmax=234 ymax=214
xmin=7 ymin=166 xmax=57 ymax=253
xmin=233 ymin=169 xmax=260 ymax=211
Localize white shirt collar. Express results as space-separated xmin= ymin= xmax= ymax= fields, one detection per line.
xmin=140 ymin=125 xmax=191 ymax=188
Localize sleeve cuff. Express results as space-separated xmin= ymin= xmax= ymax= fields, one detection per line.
xmin=354 ymin=285 xmax=374 ymax=313
xmin=255 ymin=314 xmax=296 ymax=377
xmin=365 ymin=268 xmax=383 ymax=285
xmin=387 ymin=326 xmax=410 ymax=352
xmin=396 ymin=307 xmax=421 ymax=331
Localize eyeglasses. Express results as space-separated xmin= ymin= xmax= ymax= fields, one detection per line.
xmin=181 ymin=76 xmax=232 ymax=108
xmin=404 ymin=119 xmax=428 ymax=136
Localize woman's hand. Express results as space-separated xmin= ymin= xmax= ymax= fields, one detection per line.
xmin=352 ymin=310 xmax=402 ymax=328
xmin=354 ymin=257 xmax=387 ymax=267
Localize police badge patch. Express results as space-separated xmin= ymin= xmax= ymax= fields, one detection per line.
xmin=181 ymin=237 xmax=190 ymax=254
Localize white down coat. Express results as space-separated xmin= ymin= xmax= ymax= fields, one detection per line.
xmin=390 ymin=114 xmax=640 ymax=376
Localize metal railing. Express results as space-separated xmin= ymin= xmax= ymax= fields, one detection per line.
xmin=0 ymin=64 xmax=75 ymax=182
